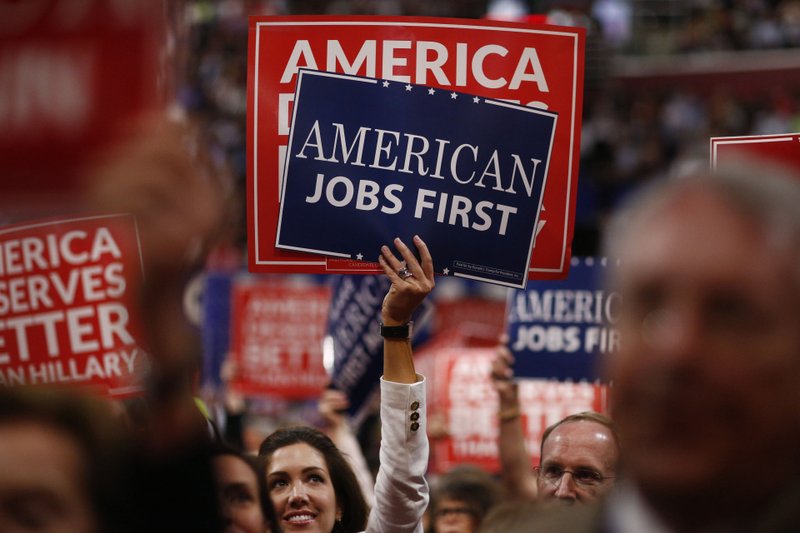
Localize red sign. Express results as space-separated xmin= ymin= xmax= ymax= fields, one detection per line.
xmin=421 ymin=346 xmax=608 ymax=474
xmin=711 ymin=133 xmax=800 ymax=173
xmin=433 ymin=298 xmax=507 ymax=339
xmin=0 ymin=214 xmax=145 ymax=396
xmin=0 ymin=0 xmax=163 ymax=199
xmin=247 ymin=16 xmax=585 ymax=279
xmin=230 ymin=281 xmax=331 ymax=399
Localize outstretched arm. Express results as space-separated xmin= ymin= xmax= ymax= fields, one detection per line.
xmin=366 ymin=235 xmax=434 ymax=533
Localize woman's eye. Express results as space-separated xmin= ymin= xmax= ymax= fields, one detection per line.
xmin=308 ymin=474 xmax=325 ymax=483
xmin=269 ymin=479 xmax=288 ymax=490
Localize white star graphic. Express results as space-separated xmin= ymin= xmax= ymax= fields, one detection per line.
xmin=442 ymin=268 xmax=450 ymax=275
xmin=382 ymin=80 xmax=389 ymax=88
xmin=428 ymin=88 xmax=435 ymax=95
xmin=473 ymin=96 xmax=480 ymax=103
xmin=405 ymin=84 xmax=412 ymax=91
xmin=356 ymin=253 xmax=363 ymax=260
xmin=450 ymin=92 xmax=458 ymax=99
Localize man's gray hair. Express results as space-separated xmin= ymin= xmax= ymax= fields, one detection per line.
xmin=603 ymin=154 xmax=800 ymax=286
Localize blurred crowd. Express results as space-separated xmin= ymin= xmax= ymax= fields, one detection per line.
xmin=629 ymin=0 xmax=800 ymax=54
xmin=2 ymin=1 xmax=800 ymax=532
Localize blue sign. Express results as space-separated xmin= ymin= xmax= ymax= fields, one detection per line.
xmin=505 ymin=257 xmax=620 ymax=381
xmin=276 ymin=69 xmax=557 ymax=288
xmin=201 ymin=272 xmax=233 ymax=388
xmin=326 ymin=275 xmax=432 ymax=427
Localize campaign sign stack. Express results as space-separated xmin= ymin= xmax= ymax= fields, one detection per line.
xmin=505 ymin=256 xmax=620 ymax=382
xmin=0 ymin=215 xmax=145 ymax=396
xmin=247 ymin=16 xmax=585 ymax=280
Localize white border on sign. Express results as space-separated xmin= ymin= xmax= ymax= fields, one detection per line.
xmin=253 ymin=20 xmax=581 ymax=275
xmin=710 ymin=133 xmax=798 ymax=170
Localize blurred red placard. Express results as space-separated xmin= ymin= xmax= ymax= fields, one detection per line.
xmin=0 ymin=0 xmax=163 ymax=199
xmin=247 ymin=16 xmax=584 ymax=279
xmin=433 ymin=297 xmax=507 ymax=339
xmin=0 ymin=214 xmax=146 ymax=396
xmin=230 ymin=281 xmax=331 ymax=399
xmin=419 ymin=344 xmax=608 ymax=474
xmin=711 ymin=133 xmax=800 ymax=174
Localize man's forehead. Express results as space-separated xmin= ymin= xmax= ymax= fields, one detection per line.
xmin=543 ymin=420 xmax=617 ymax=456
xmin=541 ymin=428 xmax=618 ymax=476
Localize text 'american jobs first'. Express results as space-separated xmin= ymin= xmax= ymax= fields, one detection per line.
xmin=295 ymin=118 xmax=546 ymax=236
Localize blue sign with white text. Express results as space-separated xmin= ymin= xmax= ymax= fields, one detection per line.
xmin=505 ymin=257 xmax=620 ymax=381
xmin=276 ymin=69 xmax=557 ymax=288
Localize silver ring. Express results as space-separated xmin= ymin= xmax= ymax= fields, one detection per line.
xmin=398 ymin=267 xmax=413 ymax=279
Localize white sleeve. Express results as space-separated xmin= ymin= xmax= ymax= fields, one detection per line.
xmin=364 ymin=376 xmax=429 ymax=533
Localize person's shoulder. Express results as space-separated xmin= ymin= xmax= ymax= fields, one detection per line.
xmin=516 ymin=502 xmax=605 ymax=533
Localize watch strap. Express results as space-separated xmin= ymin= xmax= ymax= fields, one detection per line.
xmin=380 ymin=322 xmax=412 ymax=339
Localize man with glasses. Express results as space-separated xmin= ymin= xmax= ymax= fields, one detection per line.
xmin=491 ymin=349 xmax=620 ymax=505
xmin=535 ymin=412 xmax=618 ymax=504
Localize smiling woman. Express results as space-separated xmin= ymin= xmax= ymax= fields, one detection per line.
xmin=260 ymin=427 xmax=368 ymax=533
xmin=259 ymin=236 xmax=434 ymax=533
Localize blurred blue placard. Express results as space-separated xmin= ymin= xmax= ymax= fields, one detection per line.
xmin=201 ymin=272 xmax=233 ymax=388
xmin=276 ymin=69 xmax=557 ymax=288
xmin=505 ymin=257 xmax=620 ymax=381
xmin=326 ymin=275 xmax=432 ymax=427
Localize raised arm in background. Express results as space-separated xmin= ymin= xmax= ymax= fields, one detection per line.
xmin=491 ymin=341 xmax=538 ymax=501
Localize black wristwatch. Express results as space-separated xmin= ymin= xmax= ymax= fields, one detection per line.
xmin=379 ymin=321 xmax=412 ymax=339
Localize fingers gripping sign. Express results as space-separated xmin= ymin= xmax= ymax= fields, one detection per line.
xmin=378 ymin=235 xmax=435 ymax=327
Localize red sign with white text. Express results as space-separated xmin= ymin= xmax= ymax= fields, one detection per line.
xmin=0 ymin=0 xmax=163 ymax=200
xmin=230 ymin=281 xmax=331 ymax=399
xmin=247 ymin=16 xmax=584 ymax=279
xmin=0 ymin=215 xmax=145 ymax=396
xmin=711 ymin=133 xmax=800 ymax=174
xmin=422 ymin=346 xmax=608 ymax=474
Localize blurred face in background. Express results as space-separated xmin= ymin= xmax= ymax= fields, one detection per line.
xmin=213 ymin=455 xmax=268 ymax=533
xmin=0 ymin=421 xmax=96 ymax=533
xmin=434 ymin=497 xmax=479 ymax=533
xmin=608 ymin=187 xmax=800 ymax=512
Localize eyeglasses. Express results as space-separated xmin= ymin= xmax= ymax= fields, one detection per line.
xmin=535 ymin=465 xmax=614 ymax=488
